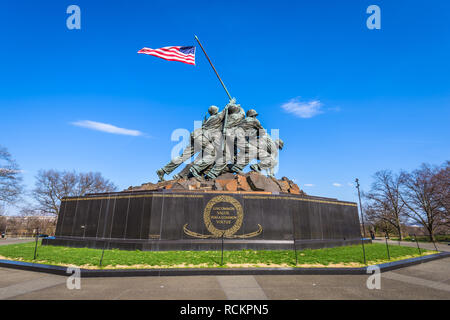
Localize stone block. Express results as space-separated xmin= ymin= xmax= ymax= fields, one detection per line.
xmin=217 ymin=179 xmax=233 ymax=189
xmin=236 ymin=175 xmax=252 ymax=191
xmin=264 ymin=178 xmax=282 ymax=193
xmin=276 ymin=180 xmax=290 ymax=193
xmin=215 ymin=172 xmax=236 ymax=180
xmin=213 ymin=181 xmax=223 ymax=191
xmin=224 ymin=179 xmax=238 ymax=192
xmin=171 ymin=182 xmax=187 ymax=190
xmin=246 ymin=172 xmax=281 ymax=193
xmin=289 ymin=183 xmax=301 ymax=194
xmin=246 ymin=172 xmax=266 ymax=191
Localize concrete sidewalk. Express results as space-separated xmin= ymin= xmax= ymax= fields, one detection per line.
xmin=0 ymin=238 xmax=449 ymax=300
xmin=0 ymin=238 xmax=34 ymax=246
xmin=372 ymin=238 xmax=450 ymax=252
xmin=0 ymin=257 xmax=448 ymax=300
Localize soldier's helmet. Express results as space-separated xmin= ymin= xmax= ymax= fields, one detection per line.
xmin=208 ymin=105 xmax=219 ymax=115
xmin=228 ymin=104 xmax=241 ymax=114
xmin=246 ymin=109 xmax=258 ymax=117
xmin=275 ymin=139 xmax=284 ymax=150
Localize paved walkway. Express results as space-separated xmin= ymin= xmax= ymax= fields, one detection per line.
xmin=0 ymin=257 xmax=449 ymax=300
xmin=0 ymin=238 xmax=34 ymax=246
xmin=372 ymin=238 xmax=450 ymax=252
xmin=1 ymin=238 xmax=449 ymax=299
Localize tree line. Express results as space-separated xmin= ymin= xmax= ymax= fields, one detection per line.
xmin=0 ymin=144 xmax=117 ymax=235
xmin=363 ymin=162 xmax=449 ymax=241
xmin=1 ymin=144 xmax=449 ymax=240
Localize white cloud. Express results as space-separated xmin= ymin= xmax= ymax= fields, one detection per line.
xmin=281 ymin=98 xmax=323 ymax=118
xmin=304 ymin=183 xmax=315 ymax=187
xmin=347 ymin=182 xmax=354 ymax=187
xmin=72 ymin=120 xmax=143 ymax=136
xmin=332 ymin=183 xmax=342 ymax=187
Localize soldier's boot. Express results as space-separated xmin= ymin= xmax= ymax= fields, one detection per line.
xmin=189 ymin=166 xmax=203 ymax=181
xmin=203 ymin=169 xmax=215 ymax=180
xmin=266 ymin=168 xmax=276 ymax=179
xmin=230 ymin=164 xmax=244 ymax=175
xmin=205 ymin=171 xmax=217 ymax=180
xmin=250 ymin=164 xmax=261 ymax=173
xmin=266 ymin=172 xmax=275 ymax=179
xmin=156 ymin=168 xmax=166 ymax=182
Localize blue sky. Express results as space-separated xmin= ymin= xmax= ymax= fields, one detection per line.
xmin=0 ymin=0 xmax=449 ymax=212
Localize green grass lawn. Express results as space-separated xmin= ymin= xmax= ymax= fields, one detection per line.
xmin=0 ymin=240 xmax=434 ymax=269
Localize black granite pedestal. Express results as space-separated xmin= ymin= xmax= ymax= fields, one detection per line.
xmin=43 ymin=190 xmax=367 ymax=251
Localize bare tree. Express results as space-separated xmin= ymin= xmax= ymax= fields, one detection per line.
xmin=33 ymin=170 xmax=117 ymax=215
xmin=0 ymin=145 xmax=23 ymax=204
xmin=19 ymin=206 xmax=56 ymax=235
xmin=433 ymin=161 xmax=449 ymax=227
xmin=77 ymin=172 xmax=117 ymax=195
xmin=364 ymin=170 xmax=405 ymax=240
xmin=399 ymin=163 xmax=446 ymax=242
xmin=0 ymin=215 xmax=6 ymax=234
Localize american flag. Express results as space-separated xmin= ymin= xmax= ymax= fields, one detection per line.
xmin=138 ymin=46 xmax=195 ymax=65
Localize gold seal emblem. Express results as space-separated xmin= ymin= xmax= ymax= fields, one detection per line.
xmin=183 ymin=195 xmax=262 ymax=239
xmin=203 ymin=195 xmax=243 ymax=237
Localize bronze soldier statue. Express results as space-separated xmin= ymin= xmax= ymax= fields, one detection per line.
xmin=249 ymin=135 xmax=284 ymax=178
xmin=201 ymin=99 xmax=245 ymax=179
xmin=156 ymin=105 xmax=225 ymax=181
xmin=157 ymin=98 xmax=284 ymax=181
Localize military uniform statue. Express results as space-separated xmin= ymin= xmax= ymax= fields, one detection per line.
xmin=249 ymin=135 xmax=284 ymax=178
xmin=202 ymin=99 xmax=245 ymax=179
xmin=230 ymin=109 xmax=266 ymax=174
xmin=156 ymin=105 xmax=224 ymax=181
xmin=156 ymin=98 xmax=283 ymax=181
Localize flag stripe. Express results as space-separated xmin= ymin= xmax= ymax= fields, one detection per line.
xmin=138 ymin=46 xmax=195 ymax=65
xmin=139 ymin=49 xmax=194 ymax=61
xmin=139 ymin=51 xmax=195 ymax=64
xmin=148 ymin=48 xmax=194 ymax=60
xmin=157 ymin=47 xmax=195 ymax=57
xmin=139 ymin=51 xmax=195 ymax=65
xmin=139 ymin=47 xmax=195 ymax=59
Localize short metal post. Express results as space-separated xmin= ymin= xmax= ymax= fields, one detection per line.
xmin=221 ymin=232 xmax=224 ymax=266
xmin=33 ymin=228 xmax=39 ymax=260
xmin=99 ymin=240 xmax=107 ymax=267
xmin=414 ymin=234 xmax=421 ymax=255
xmin=293 ymin=237 xmax=298 ymax=266
xmin=292 ymin=211 xmax=298 ymax=266
xmin=384 ymin=232 xmax=390 ymax=260
xmin=361 ymin=237 xmax=367 ymax=265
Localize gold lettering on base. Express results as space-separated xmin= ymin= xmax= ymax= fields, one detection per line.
xmin=183 ymin=195 xmax=262 ymax=239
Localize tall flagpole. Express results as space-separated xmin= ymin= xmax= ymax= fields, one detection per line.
xmin=194 ymin=35 xmax=232 ymax=101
